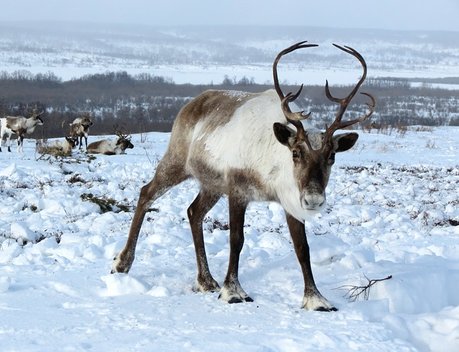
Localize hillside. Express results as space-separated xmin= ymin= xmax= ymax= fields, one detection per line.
xmin=0 ymin=22 xmax=458 ymax=85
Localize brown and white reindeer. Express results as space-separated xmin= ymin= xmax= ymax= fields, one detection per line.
xmin=111 ymin=42 xmax=375 ymax=311
xmin=36 ymin=136 xmax=78 ymax=157
xmin=87 ymin=131 xmax=134 ymax=155
xmin=69 ymin=113 xmax=93 ymax=150
xmin=0 ymin=110 xmax=44 ymax=152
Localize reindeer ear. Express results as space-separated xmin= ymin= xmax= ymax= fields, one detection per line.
xmin=332 ymin=132 xmax=359 ymax=152
xmin=273 ymin=123 xmax=296 ymax=147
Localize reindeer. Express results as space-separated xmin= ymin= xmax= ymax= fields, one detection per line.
xmin=0 ymin=110 xmax=44 ymax=152
xmin=36 ymin=136 xmax=78 ymax=157
xmin=69 ymin=113 xmax=93 ymax=149
xmin=87 ymin=132 xmax=134 ymax=155
xmin=86 ymin=132 xmax=134 ymax=155
xmin=111 ymin=42 xmax=375 ymax=311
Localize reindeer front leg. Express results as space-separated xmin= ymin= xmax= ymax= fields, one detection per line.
xmin=17 ymin=135 xmax=24 ymax=153
xmin=6 ymin=134 xmax=12 ymax=152
xmin=286 ymin=213 xmax=337 ymax=311
xmin=111 ymin=180 xmax=165 ymax=273
xmin=112 ymin=158 xmax=188 ymax=274
xmin=219 ymin=197 xmax=253 ymax=304
xmin=111 ymin=196 xmax=148 ymax=273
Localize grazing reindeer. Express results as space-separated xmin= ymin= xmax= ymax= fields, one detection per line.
xmin=112 ymin=42 xmax=375 ymax=311
xmin=0 ymin=110 xmax=44 ymax=152
xmin=87 ymin=132 xmax=134 ymax=155
xmin=69 ymin=113 xmax=93 ymax=149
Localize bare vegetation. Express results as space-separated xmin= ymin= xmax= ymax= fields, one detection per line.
xmin=0 ymin=72 xmax=457 ymax=143
xmin=338 ymin=275 xmax=393 ymax=302
xmin=80 ymin=193 xmax=131 ymax=213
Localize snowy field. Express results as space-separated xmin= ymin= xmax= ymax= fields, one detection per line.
xmin=0 ymin=127 xmax=458 ymax=352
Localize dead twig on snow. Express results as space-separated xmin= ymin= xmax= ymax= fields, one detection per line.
xmin=337 ymin=274 xmax=392 ymax=302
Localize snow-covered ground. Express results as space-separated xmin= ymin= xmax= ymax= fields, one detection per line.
xmin=0 ymin=127 xmax=458 ymax=351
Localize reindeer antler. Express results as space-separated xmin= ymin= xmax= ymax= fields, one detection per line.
xmin=31 ymin=109 xmax=44 ymax=117
xmin=273 ymin=41 xmax=318 ymax=146
xmin=322 ymin=44 xmax=376 ymax=151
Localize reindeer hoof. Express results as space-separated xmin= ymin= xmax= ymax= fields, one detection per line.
xmin=111 ymin=252 xmax=133 ymax=274
xmin=222 ymin=295 xmax=254 ymax=304
xmin=227 ymin=297 xmax=243 ymax=304
xmin=218 ymin=285 xmax=253 ymax=304
xmin=315 ymin=306 xmax=338 ymax=312
xmin=302 ymin=291 xmax=336 ymax=311
xmin=226 ymin=296 xmax=253 ymax=304
xmin=193 ymin=277 xmax=221 ymax=293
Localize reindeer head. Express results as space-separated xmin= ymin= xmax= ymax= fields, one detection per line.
xmin=80 ymin=113 xmax=94 ymax=127
xmin=65 ymin=136 xmax=79 ymax=148
xmin=272 ymin=42 xmax=375 ymax=212
xmin=30 ymin=110 xmax=45 ymax=126
xmin=115 ymin=132 xmax=134 ymax=151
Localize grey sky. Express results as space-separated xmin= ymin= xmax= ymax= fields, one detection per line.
xmin=1 ymin=0 xmax=458 ymax=32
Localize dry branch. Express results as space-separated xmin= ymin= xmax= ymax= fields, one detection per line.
xmin=338 ymin=274 xmax=392 ymax=302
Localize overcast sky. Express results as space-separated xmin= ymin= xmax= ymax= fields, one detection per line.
xmin=1 ymin=0 xmax=458 ymax=32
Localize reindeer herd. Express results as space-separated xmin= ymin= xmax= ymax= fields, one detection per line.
xmin=0 ymin=111 xmax=134 ymax=156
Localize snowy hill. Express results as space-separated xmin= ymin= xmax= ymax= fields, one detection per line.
xmin=0 ymin=127 xmax=458 ymax=351
xmin=0 ymin=22 xmax=458 ymax=85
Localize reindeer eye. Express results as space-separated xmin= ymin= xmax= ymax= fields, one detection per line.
xmin=292 ymin=149 xmax=300 ymax=160
xmin=328 ymin=152 xmax=336 ymax=165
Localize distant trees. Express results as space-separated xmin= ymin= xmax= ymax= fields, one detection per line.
xmin=0 ymin=71 xmax=458 ymax=141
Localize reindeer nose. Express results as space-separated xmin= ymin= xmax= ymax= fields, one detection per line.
xmin=303 ymin=193 xmax=325 ymax=210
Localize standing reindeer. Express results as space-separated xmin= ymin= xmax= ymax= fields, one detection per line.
xmin=0 ymin=110 xmax=44 ymax=152
xmin=112 ymin=42 xmax=375 ymax=311
xmin=69 ymin=113 xmax=93 ymax=150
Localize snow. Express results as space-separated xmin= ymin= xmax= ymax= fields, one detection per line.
xmin=1 ymin=26 xmax=459 ymax=86
xmin=0 ymin=127 xmax=458 ymax=351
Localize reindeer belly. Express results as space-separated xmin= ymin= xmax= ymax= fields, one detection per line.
xmin=187 ymin=151 xmax=274 ymax=202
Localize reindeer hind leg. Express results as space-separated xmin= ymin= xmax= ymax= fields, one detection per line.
xmin=219 ymin=197 xmax=253 ymax=303
xmin=188 ymin=189 xmax=221 ymax=293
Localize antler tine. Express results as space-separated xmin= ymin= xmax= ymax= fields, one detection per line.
xmin=31 ymin=108 xmax=44 ymax=116
xmin=360 ymin=92 xmax=376 ymax=119
xmin=281 ymin=92 xmax=312 ymax=148
xmin=281 ymin=88 xmax=310 ymax=121
xmin=322 ymin=44 xmax=375 ymax=148
xmin=272 ymin=41 xmax=318 ymax=150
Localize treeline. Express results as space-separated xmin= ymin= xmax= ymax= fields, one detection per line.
xmin=0 ymin=70 xmax=458 ymax=140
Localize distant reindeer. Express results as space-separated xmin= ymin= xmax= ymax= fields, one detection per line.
xmin=69 ymin=113 xmax=93 ymax=149
xmin=112 ymin=42 xmax=375 ymax=311
xmin=0 ymin=110 xmax=44 ymax=152
xmin=36 ymin=136 xmax=78 ymax=157
xmin=87 ymin=132 xmax=134 ymax=155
